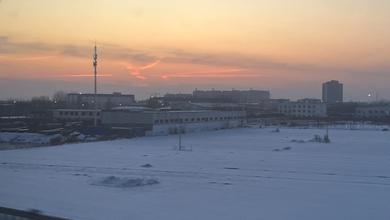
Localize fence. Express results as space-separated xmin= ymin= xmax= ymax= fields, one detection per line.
xmin=0 ymin=207 xmax=71 ymax=220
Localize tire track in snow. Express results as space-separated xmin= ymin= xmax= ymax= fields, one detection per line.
xmin=1 ymin=162 xmax=390 ymax=187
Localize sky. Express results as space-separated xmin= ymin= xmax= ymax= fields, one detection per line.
xmin=0 ymin=0 xmax=389 ymax=101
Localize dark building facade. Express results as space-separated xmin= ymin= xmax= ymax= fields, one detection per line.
xmin=322 ymin=80 xmax=343 ymax=103
xmin=192 ymin=89 xmax=270 ymax=103
xmin=66 ymin=92 xmax=135 ymax=109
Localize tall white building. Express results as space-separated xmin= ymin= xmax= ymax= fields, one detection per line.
xmin=322 ymin=80 xmax=343 ymax=103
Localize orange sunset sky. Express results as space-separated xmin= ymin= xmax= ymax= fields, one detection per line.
xmin=0 ymin=0 xmax=389 ymax=100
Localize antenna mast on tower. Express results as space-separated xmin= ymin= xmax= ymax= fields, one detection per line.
xmin=93 ymin=43 xmax=98 ymax=127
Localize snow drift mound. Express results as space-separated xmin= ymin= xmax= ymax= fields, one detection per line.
xmin=92 ymin=176 xmax=159 ymax=188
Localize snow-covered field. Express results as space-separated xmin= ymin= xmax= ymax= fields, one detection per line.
xmin=0 ymin=127 xmax=389 ymax=220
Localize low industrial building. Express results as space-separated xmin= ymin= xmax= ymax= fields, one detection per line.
xmin=278 ymin=99 xmax=327 ymax=118
xmin=101 ymin=109 xmax=246 ymax=136
xmin=66 ymin=92 xmax=135 ymax=109
xmin=52 ymin=109 xmax=102 ymax=122
xmin=355 ymin=105 xmax=390 ymax=119
xmin=192 ymin=89 xmax=270 ymax=103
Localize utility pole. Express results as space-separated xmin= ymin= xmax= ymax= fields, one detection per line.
xmin=178 ymin=128 xmax=182 ymax=151
xmin=375 ymin=91 xmax=379 ymax=103
xmin=93 ymin=43 xmax=98 ymax=127
xmin=324 ymin=122 xmax=330 ymax=143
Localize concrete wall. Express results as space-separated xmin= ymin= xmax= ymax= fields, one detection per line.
xmin=149 ymin=119 xmax=245 ymax=136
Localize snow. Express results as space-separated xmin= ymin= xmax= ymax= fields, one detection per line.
xmin=0 ymin=132 xmax=58 ymax=145
xmin=0 ymin=127 xmax=389 ymax=220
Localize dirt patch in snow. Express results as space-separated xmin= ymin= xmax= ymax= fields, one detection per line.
xmin=140 ymin=163 xmax=153 ymax=168
xmin=91 ymin=176 xmax=159 ymax=188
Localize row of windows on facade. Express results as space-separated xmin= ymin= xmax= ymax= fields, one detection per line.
xmin=356 ymin=110 xmax=390 ymax=115
xmin=154 ymin=116 xmax=245 ymax=124
xmin=280 ymin=105 xmax=320 ymax=109
xmin=58 ymin=111 xmax=100 ymax=116
xmin=281 ymin=109 xmax=319 ymax=113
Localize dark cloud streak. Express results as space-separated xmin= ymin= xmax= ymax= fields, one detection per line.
xmin=0 ymin=35 xmax=319 ymax=71
xmin=162 ymin=49 xmax=317 ymax=71
xmin=1 ymin=35 xmax=388 ymax=77
xmin=0 ymin=36 xmax=158 ymax=63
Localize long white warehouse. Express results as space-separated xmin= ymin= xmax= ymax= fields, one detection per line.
xmin=101 ymin=109 xmax=246 ymax=136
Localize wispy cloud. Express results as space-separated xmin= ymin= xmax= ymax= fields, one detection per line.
xmin=0 ymin=35 xmax=316 ymax=71
xmin=67 ymin=74 xmax=113 ymax=77
xmin=0 ymin=54 xmax=54 ymax=61
xmin=0 ymin=36 xmax=158 ymax=64
xmin=161 ymin=68 xmax=249 ymax=80
xmin=2 ymin=35 xmax=388 ymax=81
xmin=0 ymin=36 xmax=53 ymax=55
xmin=162 ymin=49 xmax=316 ymax=71
xmin=125 ymin=60 xmax=161 ymax=80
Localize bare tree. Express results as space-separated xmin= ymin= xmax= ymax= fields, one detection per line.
xmin=52 ymin=91 xmax=67 ymax=102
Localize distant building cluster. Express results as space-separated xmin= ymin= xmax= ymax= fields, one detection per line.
xmin=5 ymin=77 xmax=390 ymax=138
xmin=164 ymin=89 xmax=270 ymax=103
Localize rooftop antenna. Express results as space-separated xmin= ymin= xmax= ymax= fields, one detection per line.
xmin=368 ymin=91 xmax=379 ymax=103
xmin=375 ymin=91 xmax=379 ymax=102
xmin=93 ymin=42 xmax=98 ymax=127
